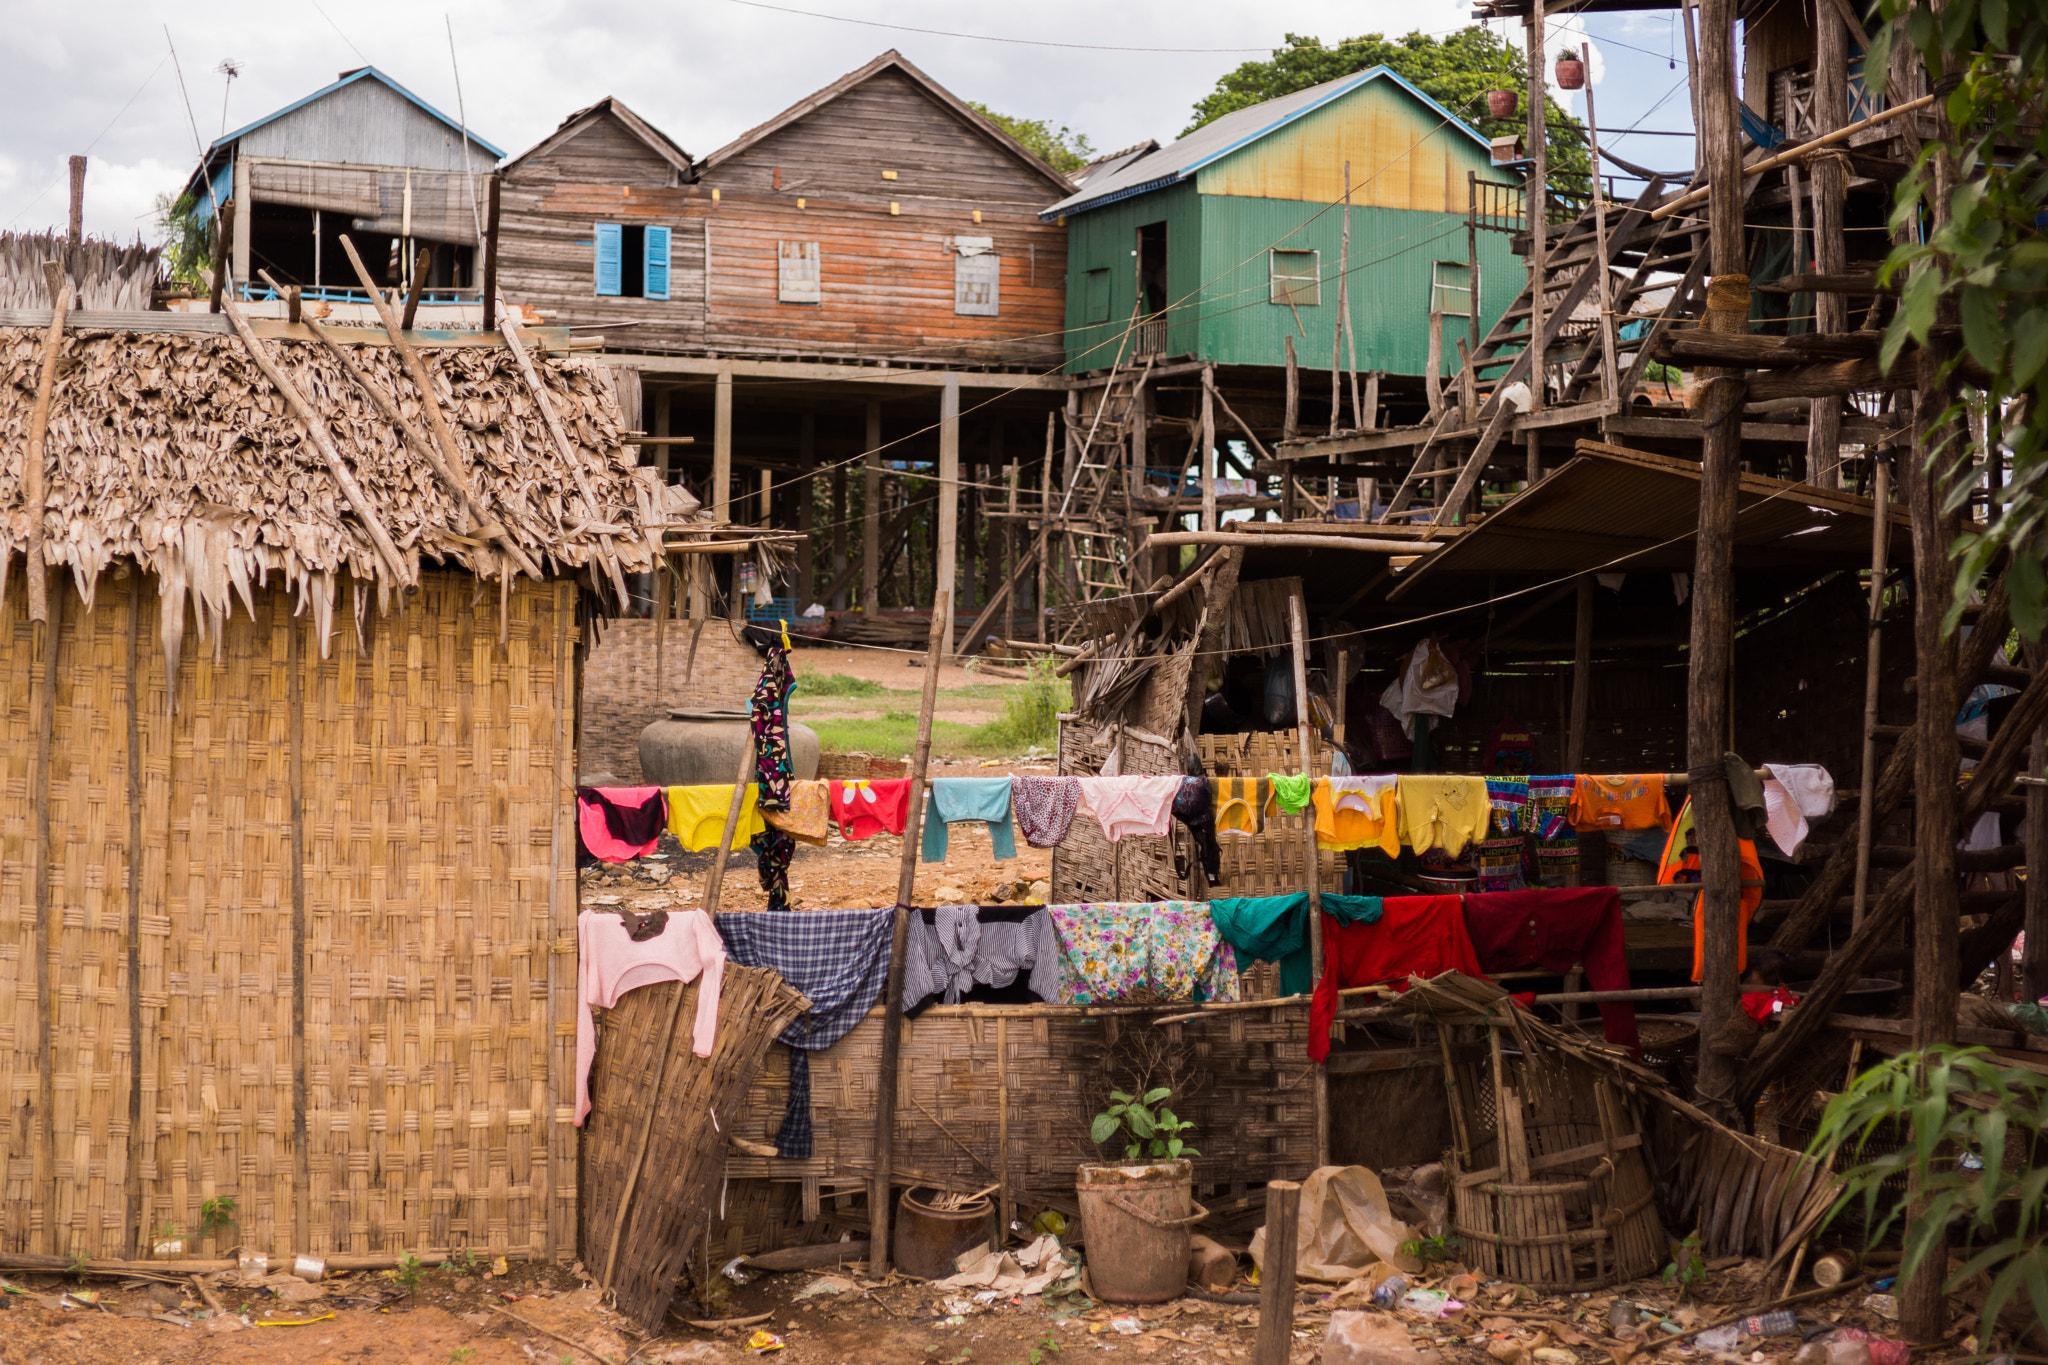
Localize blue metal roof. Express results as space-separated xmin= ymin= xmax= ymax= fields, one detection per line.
xmin=182 ymin=65 xmax=503 ymax=200
xmin=1040 ymin=65 xmax=1490 ymax=221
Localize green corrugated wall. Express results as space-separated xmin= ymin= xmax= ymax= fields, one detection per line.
xmin=1058 ymin=181 xmax=1202 ymax=374
xmin=1191 ymin=195 xmax=1520 ymax=376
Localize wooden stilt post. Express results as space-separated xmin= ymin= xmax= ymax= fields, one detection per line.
xmin=1581 ymin=44 xmax=1619 ymax=405
xmin=862 ymin=402 xmax=882 ymax=615
xmin=714 ymin=368 xmax=735 ymax=617
xmin=797 ymin=412 xmax=816 ymax=607
xmin=1526 ymin=0 xmax=1549 ymax=417
xmin=1283 ymin=335 xmax=1300 ymax=443
xmin=870 ymin=590 xmax=951 ymax=1276
xmin=1288 ymin=591 xmax=1329 ymax=1169
xmin=937 ymin=376 xmax=961 ymax=656
xmin=1004 ymin=456 xmax=1019 ymax=645
xmin=1038 ymin=415 xmax=1053 ymax=643
xmin=1903 ymin=24 xmax=1963 ymax=1336
xmin=1808 ymin=5 xmax=1850 ymax=488
xmin=1252 ymin=1180 xmax=1302 ymax=1365
xmin=1200 ymin=365 xmax=1219 ymax=534
xmin=1852 ymin=458 xmax=1891 ymax=927
xmin=1689 ymin=0 xmax=1749 ymax=1120
xmin=2025 ymin=639 xmax=2048 ymax=1001
xmin=1426 ymin=312 xmax=1446 ymax=419
xmin=831 ymin=458 xmax=849 ymax=612
xmin=1567 ymin=575 xmax=1594 ymax=772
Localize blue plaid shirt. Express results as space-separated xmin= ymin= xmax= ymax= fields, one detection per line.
xmin=717 ymin=908 xmax=895 ymax=1157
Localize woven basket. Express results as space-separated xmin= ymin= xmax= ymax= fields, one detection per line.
xmin=816 ymin=752 xmax=908 ymax=780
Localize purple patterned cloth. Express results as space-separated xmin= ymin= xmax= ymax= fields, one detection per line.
xmin=1012 ymin=776 xmax=1081 ymax=848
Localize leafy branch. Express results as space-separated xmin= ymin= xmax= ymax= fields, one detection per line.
xmin=1089 ymin=1087 xmax=1201 ymax=1162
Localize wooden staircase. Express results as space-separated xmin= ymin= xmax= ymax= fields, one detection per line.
xmin=1375 ymin=178 xmax=1710 ymax=526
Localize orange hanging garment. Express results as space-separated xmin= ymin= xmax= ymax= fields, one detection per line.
xmin=1657 ymin=797 xmax=1764 ymax=981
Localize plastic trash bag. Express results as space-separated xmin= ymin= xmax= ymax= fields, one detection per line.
xmin=1247 ymin=1165 xmax=1421 ymax=1282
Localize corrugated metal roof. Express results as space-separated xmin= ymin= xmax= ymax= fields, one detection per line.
xmin=1386 ymin=441 xmax=1912 ymax=600
xmin=1040 ymin=65 xmax=1489 ymax=220
xmin=1070 ymin=139 xmax=1160 ymax=188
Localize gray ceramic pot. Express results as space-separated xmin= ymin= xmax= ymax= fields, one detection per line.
xmin=638 ymin=708 xmax=819 ymax=786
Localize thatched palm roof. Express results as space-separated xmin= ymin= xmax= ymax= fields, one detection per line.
xmin=1 ymin=324 xmax=673 ymax=667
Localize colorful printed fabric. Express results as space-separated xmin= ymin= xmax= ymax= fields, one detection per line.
xmin=716 ymin=907 xmax=894 ymax=1157
xmin=1485 ymin=778 xmax=1530 ymax=837
xmin=1476 ymin=836 xmax=1528 ymax=892
xmin=752 ymin=826 xmax=797 ymax=912
xmin=766 ymin=779 xmax=831 ymax=846
xmin=1528 ymin=775 xmax=1576 ymax=841
xmin=1047 ymin=902 xmax=1240 ymax=1005
xmin=750 ymin=642 xmax=797 ymax=811
xmin=1012 ymin=776 xmax=1081 ymax=848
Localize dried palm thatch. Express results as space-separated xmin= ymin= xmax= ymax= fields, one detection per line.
xmin=0 ymin=325 xmax=673 ymax=672
xmin=0 ymin=233 xmax=159 ymax=312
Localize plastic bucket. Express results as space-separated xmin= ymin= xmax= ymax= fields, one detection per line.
xmin=1075 ymin=1160 xmax=1206 ymax=1304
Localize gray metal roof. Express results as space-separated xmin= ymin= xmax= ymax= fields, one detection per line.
xmin=1039 ymin=65 xmax=1488 ymax=220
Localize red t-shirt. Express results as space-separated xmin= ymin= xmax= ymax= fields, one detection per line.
xmin=1309 ymin=895 xmax=1484 ymax=1062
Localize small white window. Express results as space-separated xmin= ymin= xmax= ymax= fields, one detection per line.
xmin=1270 ymin=249 xmax=1320 ymax=306
xmin=778 ymin=241 xmax=821 ymax=304
xmin=1432 ymin=261 xmax=1474 ymax=317
xmin=954 ymin=237 xmax=998 ymax=316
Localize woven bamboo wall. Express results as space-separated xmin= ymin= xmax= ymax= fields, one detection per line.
xmin=713 ymin=1004 xmax=1317 ymax=1256
xmin=0 ymin=568 xmax=580 ymax=1260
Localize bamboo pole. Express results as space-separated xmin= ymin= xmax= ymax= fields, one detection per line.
xmin=1851 ymin=459 xmax=1891 ymax=927
xmin=1288 ymin=591 xmax=1330 ymax=1169
xmin=1650 ymin=96 xmax=1939 ymax=222
xmin=1142 ymin=531 xmax=1442 ymax=554
xmin=602 ymin=732 xmax=757 ymax=1291
xmin=1201 ymin=365 xmax=1218 ymax=533
xmin=219 ymin=295 xmax=415 ymax=590
xmin=293 ymin=299 xmax=543 ymax=580
xmin=1581 ymin=44 xmax=1619 ymax=404
xmin=23 ymin=268 xmax=72 ymax=625
xmin=1526 ymin=0 xmax=1548 ymax=416
xmin=870 ymin=590 xmax=951 ymax=1276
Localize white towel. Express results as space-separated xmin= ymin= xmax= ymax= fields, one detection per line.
xmin=1760 ymin=763 xmax=1834 ymax=856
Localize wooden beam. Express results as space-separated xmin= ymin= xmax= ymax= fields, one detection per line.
xmin=871 ymin=591 xmax=950 ymax=1275
xmin=23 ymin=265 xmax=70 ymax=624
xmin=1650 ymin=95 xmax=1938 ymax=221
xmin=1201 ymin=364 xmax=1218 ymax=533
xmin=480 ymin=174 xmax=500 ymax=334
xmin=937 ymin=376 xmax=960 ymax=655
xmin=1252 ymin=1181 xmax=1301 ymax=1365
xmin=863 ymin=402 xmax=882 ymax=615
xmin=399 ymin=246 xmax=431 ymax=331
xmin=1142 ymin=531 xmax=1441 ymax=554
xmin=796 ymin=413 xmax=816 ymax=607
xmin=1567 ymin=575 xmax=1594 ymax=771
xmin=1288 ymin=593 xmax=1330 ymax=1170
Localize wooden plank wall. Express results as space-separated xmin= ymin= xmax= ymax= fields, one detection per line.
xmin=496 ymin=73 xmax=1069 ymax=367
xmin=0 ymin=570 xmax=580 ymax=1261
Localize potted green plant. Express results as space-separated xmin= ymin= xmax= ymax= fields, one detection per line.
xmin=1076 ymin=1088 xmax=1208 ymax=1304
xmin=1554 ymin=48 xmax=1586 ymax=90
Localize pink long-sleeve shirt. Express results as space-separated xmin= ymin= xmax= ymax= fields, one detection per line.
xmin=575 ymin=909 xmax=726 ymax=1125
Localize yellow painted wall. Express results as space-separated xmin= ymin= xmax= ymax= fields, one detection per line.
xmin=1194 ymin=78 xmax=1487 ymax=213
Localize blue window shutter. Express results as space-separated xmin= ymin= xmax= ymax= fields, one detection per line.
xmin=644 ymin=225 xmax=671 ymax=300
xmin=594 ymin=223 xmax=622 ymax=296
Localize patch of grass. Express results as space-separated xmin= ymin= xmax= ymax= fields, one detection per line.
xmin=968 ymin=657 xmax=1069 ymax=753
xmin=799 ymin=672 xmax=886 ymax=698
xmin=809 ymin=715 xmax=988 ymax=757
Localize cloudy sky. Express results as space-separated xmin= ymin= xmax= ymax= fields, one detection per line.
xmin=1 ymin=0 xmax=1705 ymax=243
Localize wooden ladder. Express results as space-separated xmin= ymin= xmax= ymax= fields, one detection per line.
xmin=1376 ymin=179 xmax=1671 ymax=526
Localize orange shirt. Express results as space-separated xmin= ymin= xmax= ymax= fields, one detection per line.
xmin=1569 ymin=774 xmax=1673 ymax=832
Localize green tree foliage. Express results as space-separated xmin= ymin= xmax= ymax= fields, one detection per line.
xmin=971 ymin=103 xmax=1097 ymax=175
xmin=1864 ymin=0 xmax=2048 ymax=643
xmin=152 ymin=191 xmax=212 ymax=287
xmin=1184 ymin=29 xmax=1591 ymax=182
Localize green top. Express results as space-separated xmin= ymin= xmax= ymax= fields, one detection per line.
xmin=1207 ymin=892 xmax=1386 ymax=997
xmin=1267 ymin=771 xmax=1314 ymax=814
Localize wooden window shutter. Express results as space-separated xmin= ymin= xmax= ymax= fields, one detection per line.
xmin=1084 ymin=268 xmax=1111 ymax=323
xmin=594 ymin=223 xmax=623 ymax=296
xmin=777 ymin=241 xmax=821 ymax=304
xmin=953 ymin=238 xmax=999 ymax=316
xmin=644 ymin=226 xmax=672 ymax=300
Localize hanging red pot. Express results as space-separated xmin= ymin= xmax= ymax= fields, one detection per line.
xmin=1554 ymin=56 xmax=1586 ymax=90
xmin=1486 ymin=88 xmax=1519 ymax=118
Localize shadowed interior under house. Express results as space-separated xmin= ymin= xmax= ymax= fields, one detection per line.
xmin=0 ymin=311 xmax=668 ymax=1261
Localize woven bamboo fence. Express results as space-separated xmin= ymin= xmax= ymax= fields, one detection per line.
xmin=580 ymin=966 xmax=810 ymax=1332
xmin=0 ymin=569 xmax=582 ymax=1261
xmin=710 ymin=1003 xmax=1316 ymax=1257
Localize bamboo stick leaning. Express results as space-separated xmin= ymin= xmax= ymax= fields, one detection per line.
xmin=22 ymin=263 xmax=71 ymax=624
xmin=296 ymin=258 xmax=543 ymax=580
xmin=217 ymin=295 xmax=416 ymax=590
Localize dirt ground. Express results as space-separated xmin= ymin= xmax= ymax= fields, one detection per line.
xmin=0 ymin=1246 xmax=1960 ymax=1365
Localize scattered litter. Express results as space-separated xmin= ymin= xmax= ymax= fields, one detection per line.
xmin=743 ymin=1328 xmax=785 ymax=1353
xmin=1860 ymin=1294 xmax=1898 ymax=1321
xmin=933 ymin=1235 xmax=1072 ymax=1295
xmin=1109 ymin=1316 xmax=1143 ymax=1335
xmin=721 ymin=1256 xmax=753 ymax=1285
xmin=1741 ymin=1310 xmax=1797 ymax=1337
xmin=1696 ymin=1325 xmax=1741 ymax=1353
xmin=943 ymin=1297 xmax=979 ymax=1317
xmin=1398 ymin=1288 xmax=1455 ymax=1319
xmin=792 ymin=1275 xmax=856 ymax=1301
xmin=255 ymin=1311 xmax=338 ymax=1327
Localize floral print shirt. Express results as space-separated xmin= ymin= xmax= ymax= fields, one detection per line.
xmin=1047 ymin=902 xmax=1241 ymax=1005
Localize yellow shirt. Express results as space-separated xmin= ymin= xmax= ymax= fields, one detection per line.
xmin=1313 ymin=776 xmax=1401 ymax=856
xmin=1212 ymin=777 xmax=1262 ymax=837
xmin=1395 ymin=775 xmax=1490 ymax=858
xmin=666 ymin=784 xmax=768 ymax=851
